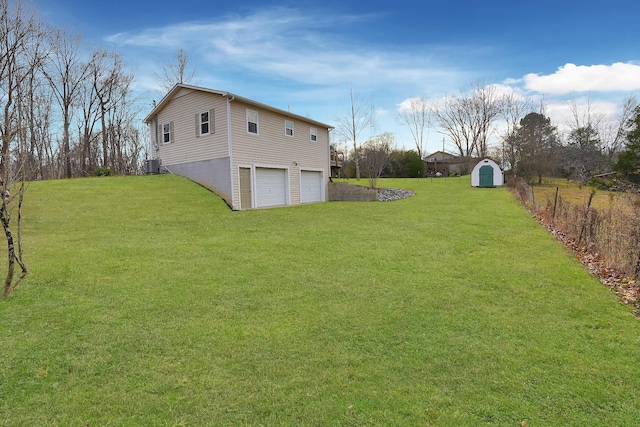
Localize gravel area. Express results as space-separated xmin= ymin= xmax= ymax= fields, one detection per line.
xmin=377 ymin=188 xmax=415 ymax=201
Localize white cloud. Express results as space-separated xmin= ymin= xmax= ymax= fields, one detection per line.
xmin=375 ymin=107 xmax=390 ymax=116
xmin=544 ymin=98 xmax=620 ymax=135
xmin=106 ymin=8 xmax=468 ymax=94
xmin=396 ymin=97 xmax=438 ymax=113
xmin=487 ymin=83 xmax=528 ymax=100
xmin=524 ymin=62 xmax=640 ymax=94
xmin=502 ymin=77 xmax=522 ymax=85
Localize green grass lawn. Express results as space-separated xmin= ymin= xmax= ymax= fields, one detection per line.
xmin=1 ymin=175 xmax=640 ymax=426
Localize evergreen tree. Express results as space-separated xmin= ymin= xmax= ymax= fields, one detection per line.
xmin=511 ymin=112 xmax=561 ymax=183
xmin=614 ymin=107 xmax=640 ymax=182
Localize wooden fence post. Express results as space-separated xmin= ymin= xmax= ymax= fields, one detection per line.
xmin=552 ymin=187 xmax=559 ymax=221
xmin=578 ymin=192 xmax=595 ymax=245
xmin=531 ymin=183 xmax=535 ymax=209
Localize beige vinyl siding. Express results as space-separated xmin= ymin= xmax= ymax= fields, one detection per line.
xmin=156 ymin=88 xmax=229 ymax=165
xmin=229 ymin=100 xmax=329 ymax=208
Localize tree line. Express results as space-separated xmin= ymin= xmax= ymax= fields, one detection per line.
xmin=1 ymin=0 xmax=145 ymax=184
xmin=336 ymin=81 xmax=640 ymax=187
xmin=499 ymin=98 xmax=639 ymax=185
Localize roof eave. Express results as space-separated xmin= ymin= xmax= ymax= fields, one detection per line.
xmin=142 ymin=83 xmax=333 ymax=130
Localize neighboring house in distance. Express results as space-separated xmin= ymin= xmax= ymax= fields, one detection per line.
xmin=143 ymin=84 xmax=333 ymax=210
xmin=424 ymin=151 xmax=467 ymax=176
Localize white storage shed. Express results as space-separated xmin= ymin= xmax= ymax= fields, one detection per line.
xmin=471 ymin=158 xmax=504 ymax=187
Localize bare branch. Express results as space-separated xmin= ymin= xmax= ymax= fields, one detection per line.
xmin=0 ymin=0 xmax=41 ymax=296
xmin=362 ymin=133 xmax=393 ymax=188
xmin=397 ymin=96 xmax=431 ymax=159
xmin=43 ymin=28 xmax=91 ymax=178
xmin=334 ymin=88 xmax=372 ymax=180
xmin=154 ymin=48 xmax=196 ymax=93
xmin=433 ymin=81 xmax=508 ymax=172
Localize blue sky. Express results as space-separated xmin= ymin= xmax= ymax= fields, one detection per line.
xmin=40 ymin=0 xmax=640 ymax=153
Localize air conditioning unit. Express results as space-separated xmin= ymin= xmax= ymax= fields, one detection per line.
xmin=145 ymin=159 xmax=160 ymax=174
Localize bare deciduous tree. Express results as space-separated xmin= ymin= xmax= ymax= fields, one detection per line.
xmin=106 ymin=87 xmax=143 ymax=174
xmin=19 ymin=56 xmax=54 ymax=180
xmin=0 ymin=0 xmax=44 ymax=296
xmin=563 ymin=98 xmax=612 ymax=181
xmin=91 ymin=49 xmax=133 ymax=170
xmin=44 ymin=29 xmax=91 ymax=178
xmin=434 ymin=81 xmax=505 ymax=172
xmin=500 ymin=93 xmax=534 ymax=170
xmin=471 ymin=83 xmax=504 ymax=158
xmin=335 ymin=88 xmax=372 ymax=180
xmin=155 ymin=48 xmax=195 ymax=93
xmin=362 ymin=132 xmax=393 ymax=188
xmin=566 ymin=97 xmax=603 ymax=133
xmin=599 ymin=95 xmax=637 ymax=160
xmin=397 ymin=96 xmax=431 ymax=159
xmin=77 ymin=51 xmax=103 ymax=175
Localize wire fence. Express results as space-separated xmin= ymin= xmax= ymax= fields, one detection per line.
xmin=510 ymin=178 xmax=640 ymax=279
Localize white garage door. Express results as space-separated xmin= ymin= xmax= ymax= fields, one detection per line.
xmin=255 ymin=167 xmax=287 ymax=208
xmin=300 ymin=170 xmax=323 ymax=203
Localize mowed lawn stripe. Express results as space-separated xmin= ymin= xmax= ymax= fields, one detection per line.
xmin=1 ymin=175 xmax=639 ymax=426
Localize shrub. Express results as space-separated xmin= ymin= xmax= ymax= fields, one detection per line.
xmin=91 ymin=167 xmax=114 ymax=177
xmin=588 ymin=177 xmax=613 ymax=191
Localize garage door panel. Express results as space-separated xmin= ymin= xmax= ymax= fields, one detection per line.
xmin=255 ymin=167 xmax=287 ymax=208
xmin=300 ymin=170 xmax=322 ymax=203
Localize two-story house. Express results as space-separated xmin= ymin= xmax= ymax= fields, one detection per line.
xmin=143 ymin=84 xmax=333 ymax=210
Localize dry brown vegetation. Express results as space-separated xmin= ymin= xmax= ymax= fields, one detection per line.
xmin=510 ymin=177 xmax=640 ymax=313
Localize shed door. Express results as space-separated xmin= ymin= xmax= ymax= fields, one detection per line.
xmin=300 ymin=170 xmax=323 ymax=203
xmin=479 ymin=165 xmax=494 ymax=187
xmin=255 ymin=167 xmax=287 ymax=207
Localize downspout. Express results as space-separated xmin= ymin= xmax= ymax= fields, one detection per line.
xmin=153 ymin=114 xmax=159 ymax=160
xmin=327 ymin=128 xmax=333 ymax=201
xmin=226 ymin=95 xmax=235 ymax=209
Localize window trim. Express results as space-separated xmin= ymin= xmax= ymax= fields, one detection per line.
xmin=247 ymin=109 xmax=259 ymax=135
xmin=285 ymin=119 xmax=294 ymax=137
xmin=196 ymin=109 xmax=215 ymax=137
xmin=310 ymin=127 xmax=317 ymax=142
xmin=161 ymin=122 xmax=173 ymax=144
xmin=199 ymin=111 xmax=210 ymax=136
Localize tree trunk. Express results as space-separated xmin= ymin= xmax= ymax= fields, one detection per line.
xmin=1 ymin=184 xmax=28 ymax=298
xmin=101 ymin=106 xmax=108 ymax=168
xmin=63 ymin=111 xmax=71 ymax=178
xmin=1 ymin=206 xmax=17 ymax=297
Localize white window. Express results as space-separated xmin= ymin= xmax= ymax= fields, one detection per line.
xmin=200 ymin=111 xmax=209 ymax=135
xmin=285 ymin=120 xmax=294 ymax=137
xmin=247 ymin=109 xmax=258 ymax=134
xmin=310 ymin=127 xmax=317 ymax=142
xmin=161 ymin=122 xmax=173 ymax=144
xmin=196 ymin=109 xmax=214 ymax=136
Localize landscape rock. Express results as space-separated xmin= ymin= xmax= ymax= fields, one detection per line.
xmin=377 ymin=188 xmax=415 ymax=202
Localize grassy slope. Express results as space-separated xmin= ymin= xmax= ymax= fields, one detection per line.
xmin=1 ymin=175 xmax=639 ymax=426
